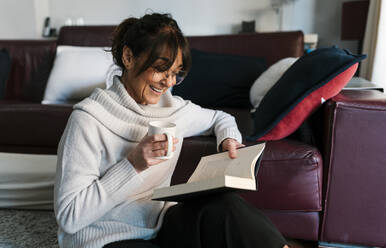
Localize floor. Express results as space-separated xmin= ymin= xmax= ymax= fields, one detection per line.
xmin=1 ymin=209 xmax=356 ymax=248
xmin=0 ymin=209 xmax=58 ymax=248
xmin=0 ymin=208 xmax=322 ymax=248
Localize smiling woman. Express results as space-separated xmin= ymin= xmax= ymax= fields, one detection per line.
xmin=121 ymin=48 xmax=184 ymax=104
xmin=54 ymin=13 xmax=289 ymax=248
xmin=110 ymin=14 xmax=190 ymax=105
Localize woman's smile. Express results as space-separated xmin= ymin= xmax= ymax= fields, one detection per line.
xmin=123 ymin=48 xmax=183 ymax=105
xmin=149 ymin=85 xmax=164 ymax=94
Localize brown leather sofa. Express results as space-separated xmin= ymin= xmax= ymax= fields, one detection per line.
xmin=1 ymin=26 xmax=385 ymax=247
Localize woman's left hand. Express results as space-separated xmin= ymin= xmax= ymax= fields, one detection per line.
xmin=221 ymin=138 xmax=245 ymax=159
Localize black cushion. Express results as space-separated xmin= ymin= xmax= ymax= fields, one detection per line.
xmin=172 ymin=49 xmax=266 ymax=108
xmin=0 ymin=48 xmax=11 ymax=99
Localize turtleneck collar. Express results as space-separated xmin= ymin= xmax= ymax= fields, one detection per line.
xmin=73 ymin=76 xmax=192 ymax=142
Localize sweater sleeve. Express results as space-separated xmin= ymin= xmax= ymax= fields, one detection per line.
xmin=54 ymin=111 xmax=144 ymax=234
xmin=182 ymin=102 xmax=242 ymax=151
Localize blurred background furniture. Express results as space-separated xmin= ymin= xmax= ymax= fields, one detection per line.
xmin=341 ymin=0 xmax=369 ymax=54
xmin=0 ymin=26 xmax=385 ymax=247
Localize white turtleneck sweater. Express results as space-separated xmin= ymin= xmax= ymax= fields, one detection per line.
xmin=54 ymin=76 xmax=242 ymax=248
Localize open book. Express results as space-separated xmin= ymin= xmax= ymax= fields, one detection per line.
xmin=152 ymin=143 xmax=265 ymax=202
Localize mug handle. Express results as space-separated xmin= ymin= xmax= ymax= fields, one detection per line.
xmin=164 ymin=132 xmax=173 ymax=158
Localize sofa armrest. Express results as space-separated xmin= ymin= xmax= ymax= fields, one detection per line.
xmin=320 ymin=89 xmax=386 ymax=247
xmin=0 ymin=103 xmax=72 ymax=154
xmin=0 ymin=40 xmax=57 ymax=102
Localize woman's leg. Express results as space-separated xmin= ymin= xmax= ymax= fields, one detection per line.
xmin=154 ymin=191 xmax=288 ymax=248
xmin=103 ymin=239 xmax=159 ymax=248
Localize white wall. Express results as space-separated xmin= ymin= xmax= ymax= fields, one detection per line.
xmin=0 ymin=0 xmax=361 ymax=53
xmin=49 ymin=0 xmax=277 ymax=35
xmin=0 ymin=0 xmax=37 ymax=39
xmin=281 ymin=0 xmax=358 ymax=53
xmin=34 ymin=0 xmax=51 ymax=38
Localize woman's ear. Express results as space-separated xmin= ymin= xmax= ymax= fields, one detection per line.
xmin=122 ymin=46 xmax=134 ymax=70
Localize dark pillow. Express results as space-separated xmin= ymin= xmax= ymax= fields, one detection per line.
xmin=21 ymin=47 xmax=56 ymax=102
xmin=0 ymin=48 xmax=11 ymax=99
xmin=247 ymin=47 xmax=366 ymax=141
xmin=172 ymin=49 xmax=267 ymax=108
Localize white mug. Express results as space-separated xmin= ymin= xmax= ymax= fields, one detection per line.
xmin=148 ymin=121 xmax=176 ymax=159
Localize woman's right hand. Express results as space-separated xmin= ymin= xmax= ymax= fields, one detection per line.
xmin=127 ymin=134 xmax=178 ymax=173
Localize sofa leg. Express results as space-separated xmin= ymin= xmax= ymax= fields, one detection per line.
xmin=318 ymin=241 xmax=380 ymax=248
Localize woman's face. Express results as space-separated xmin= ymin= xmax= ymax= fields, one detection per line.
xmin=122 ymin=48 xmax=183 ymax=105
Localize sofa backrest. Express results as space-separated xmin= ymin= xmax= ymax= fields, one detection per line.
xmin=0 ymin=26 xmax=303 ymax=102
xmin=57 ymin=26 xmax=116 ymax=47
xmin=0 ymin=40 xmax=57 ymax=102
xmin=57 ymin=26 xmax=304 ymax=66
xmin=188 ymin=32 xmax=304 ymax=66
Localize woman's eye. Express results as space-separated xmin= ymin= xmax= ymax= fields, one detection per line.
xmin=153 ymin=66 xmax=163 ymax=72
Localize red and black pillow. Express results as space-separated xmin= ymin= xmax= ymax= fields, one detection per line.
xmin=247 ymin=47 xmax=366 ymax=142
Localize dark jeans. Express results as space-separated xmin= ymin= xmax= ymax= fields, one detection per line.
xmin=104 ymin=192 xmax=287 ymax=248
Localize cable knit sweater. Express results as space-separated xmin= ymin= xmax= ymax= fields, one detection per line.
xmin=54 ymin=76 xmax=242 ymax=248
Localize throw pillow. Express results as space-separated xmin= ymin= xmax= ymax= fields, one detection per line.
xmin=250 ymin=57 xmax=298 ymax=109
xmin=0 ymin=48 xmax=11 ymax=99
xmin=172 ymin=49 xmax=267 ymax=108
xmin=42 ymin=46 xmax=113 ymax=104
xmin=247 ymin=47 xmax=366 ymax=141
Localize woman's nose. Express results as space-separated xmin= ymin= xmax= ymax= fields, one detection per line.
xmin=164 ymin=80 xmax=174 ymax=88
xmin=163 ymin=73 xmax=175 ymax=87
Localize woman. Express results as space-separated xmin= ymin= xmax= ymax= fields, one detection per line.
xmin=54 ymin=13 xmax=290 ymax=248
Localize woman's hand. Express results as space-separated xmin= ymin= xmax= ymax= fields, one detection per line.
xmin=221 ymin=138 xmax=245 ymax=159
xmin=127 ymin=134 xmax=178 ymax=173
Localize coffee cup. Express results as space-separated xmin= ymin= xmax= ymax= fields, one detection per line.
xmin=148 ymin=121 xmax=176 ymax=159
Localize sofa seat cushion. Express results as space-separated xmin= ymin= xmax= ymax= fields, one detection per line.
xmin=240 ymin=139 xmax=322 ymax=211
xmin=172 ymin=137 xmax=322 ymax=212
xmin=0 ymin=103 xmax=72 ymax=147
xmin=0 ymin=100 xmax=36 ymax=104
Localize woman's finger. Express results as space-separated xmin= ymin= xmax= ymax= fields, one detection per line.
xmin=149 ymin=134 xmax=178 ymax=144
xmin=226 ymin=141 xmax=237 ymax=159
xmin=151 ymin=141 xmax=167 ymax=151
xmin=150 ymin=134 xmax=168 ymax=142
xmin=236 ymin=143 xmax=246 ymax=149
xmin=151 ymin=141 xmax=177 ymax=152
xmin=152 ymin=149 xmax=168 ymax=158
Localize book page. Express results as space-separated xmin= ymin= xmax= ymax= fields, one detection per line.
xmin=225 ymin=144 xmax=265 ymax=179
xmin=187 ymin=143 xmax=265 ymax=183
xmin=188 ymin=156 xmax=229 ymax=183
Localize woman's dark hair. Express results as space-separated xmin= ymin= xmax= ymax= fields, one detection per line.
xmin=111 ymin=13 xmax=191 ymax=76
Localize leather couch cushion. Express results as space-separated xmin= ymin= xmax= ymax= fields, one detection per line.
xmin=263 ymin=210 xmax=320 ymax=241
xmin=0 ymin=40 xmax=57 ymax=102
xmin=240 ymin=139 xmax=322 ymax=211
xmin=0 ymin=103 xmax=72 ymax=147
xmin=172 ymin=137 xmax=322 ymax=212
xmin=187 ymin=31 xmax=304 ymax=66
xmin=0 ymin=48 xmax=11 ymax=99
xmin=57 ymin=26 xmax=116 ymax=47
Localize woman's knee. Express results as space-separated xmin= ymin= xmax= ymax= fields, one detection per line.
xmin=200 ymin=192 xmax=245 ymax=217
